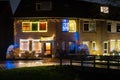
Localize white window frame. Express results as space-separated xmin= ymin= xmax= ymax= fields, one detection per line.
xmin=83 ymin=20 xmax=96 ymax=32
xmin=22 ymin=21 xmax=47 ymax=32
xmin=92 ymin=41 xmax=96 ymax=50
xmin=103 ymin=41 xmax=108 ymax=54
xmin=32 ymin=39 xmax=42 ymax=53
xmin=117 ymin=40 xmax=120 ymax=51
xmin=110 ymin=40 xmax=116 ymax=51
xmin=20 ymin=39 xmax=29 ymax=52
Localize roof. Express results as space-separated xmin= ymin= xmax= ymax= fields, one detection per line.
xmin=14 ymin=0 xmax=120 ymax=21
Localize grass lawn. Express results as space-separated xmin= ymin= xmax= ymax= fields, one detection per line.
xmin=0 ymin=65 xmax=81 ymax=80
xmin=0 ymin=65 xmax=120 ymax=80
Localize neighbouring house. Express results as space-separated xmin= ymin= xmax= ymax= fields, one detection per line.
xmin=0 ymin=1 xmax=13 ymax=60
xmin=9 ymin=0 xmax=120 ymax=59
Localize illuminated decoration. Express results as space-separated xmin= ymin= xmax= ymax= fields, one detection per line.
xmin=5 ymin=61 xmax=16 ymax=69
xmin=22 ymin=21 xmax=47 ymax=32
xmin=100 ymin=6 xmax=109 ymax=14
xmin=40 ymin=34 xmax=55 ymax=41
xmin=69 ymin=20 xmax=76 ymax=32
xmin=62 ymin=19 xmax=76 ymax=32
xmin=22 ymin=22 xmax=30 ymax=31
xmin=62 ymin=19 xmax=69 ymax=32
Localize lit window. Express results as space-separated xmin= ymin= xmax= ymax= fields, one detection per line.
xmin=69 ymin=20 xmax=76 ymax=32
xmin=100 ymin=6 xmax=109 ymax=14
xmin=45 ymin=42 xmax=51 ymax=55
xmin=22 ymin=22 xmax=30 ymax=31
xmin=32 ymin=22 xmax=38 ymax=31
xmin=39 ymin=22 xmax=47 ymax=32
xmin=22 ymin=21 xmax=47 ymax=32
xmin=103 ymin=41 xmax=108 ymax=54
xmin=92 ymin=41 xmax=96 ymax=50
xmin=83 ymin=21 xmax=96 ymax=32
xmin=32 ymin=40 xmax=41 ymax=53
xmin=20 ymin=39 xmax=29 ymax=52
xmin=62 ymin=19 xmax=76 ymax=32
xmin=110 ymin=40 xmax=116 ymax=51
xmin=117 ymin=40 xmax=120 ymax=51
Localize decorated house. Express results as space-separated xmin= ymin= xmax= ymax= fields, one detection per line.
xmin=7 ymin=0 xmax=120 ymax=59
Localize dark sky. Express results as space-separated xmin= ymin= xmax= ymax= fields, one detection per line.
xmin=1 ymin=0 xmax=120 ymax=14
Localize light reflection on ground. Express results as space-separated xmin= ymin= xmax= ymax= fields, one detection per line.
xmin=0 ymin=58 xmax=120 ymax=70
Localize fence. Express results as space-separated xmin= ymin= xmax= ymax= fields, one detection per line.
xmin=59 ymin=54 xmax=120 ymax=69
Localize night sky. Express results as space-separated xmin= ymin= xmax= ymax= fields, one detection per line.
xmin=0 ymin=0 xmax=119 ymax=14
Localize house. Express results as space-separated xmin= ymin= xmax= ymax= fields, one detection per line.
xmin=11 ymin=0 xmax=120 ymax=59
xmin=0 ymin=1 xmax=13 ymax=60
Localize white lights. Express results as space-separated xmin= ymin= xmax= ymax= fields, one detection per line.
xmin=100 ymin=6 xmax=109 ymax=14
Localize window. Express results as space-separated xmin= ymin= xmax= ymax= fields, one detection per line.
xmin=107 ymin=22 xmax=111 ymax=32
xmin=110 ymin=40 xmax=116 ymax=51
xmin=117 ymin=40 xmax=120 ymax=51
xmin=20 ymin=39 xmax=29 ymax=52
xmin=117 ymin=23 xmax=120 ymax=32
xmin=36 ymin=1 xmax=52 ymax=11
xmin=62 ymin=19 xmax=76 ymax=32
xmin=22 ymin=22 xmax=31 ymax=31
xmin=45 ymin=42 xmax=51 ymax=55
xmin=69 ymin=20 xmax=76 ymax=32
xmin=22 ymin=21 xmax=47 ymax=32
xmin=32 ymin=40 xmax=41 ymax=53
xmin=103 ymin=41 xmax=108 ymax=54
xmin=100 ymin=6 xmax=109 ymax=14
xmin=83 ymin=21 xmax=96 ymax=32
xmin=39 ymin=22 xmax=47 ymax=32
xmin=92 ymin=41 xmax=96 ymax=50
xmin=32 ymin=22 xmax=38 ymax=31
xmin=107 ymin=21 xmax=120 ymax=33
xmin=83 ymin=41 xmax=89 ymax=48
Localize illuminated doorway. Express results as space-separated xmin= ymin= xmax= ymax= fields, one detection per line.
xmin=44 ymin=42 xmax=51 ymax=56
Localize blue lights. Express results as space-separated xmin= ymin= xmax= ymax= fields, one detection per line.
xmin=5 ymin=60 xmax=16 ymax=69
xmin=62 ymin=19 xmax=69 ymax=32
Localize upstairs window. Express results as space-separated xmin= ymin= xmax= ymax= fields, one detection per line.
xmin=100 ymin=6 xmax=109 ymax=14
xmin=107 ymin=21 xmax=120 ymax=33
xmin=22 ymin=21 xmax=47 ymax=32
xmin=62 ymin=19 xmax=76 ymax=32
xmin=22 ymin=22 xmax=31 ymax=31
xmin=32 ymin=22 xmax=38 ymax=31
xmin=107 ymin=22 xmax=111 ymax=32
xmin=117 ymin=23 xmax=120 ymax=32
xmin=83 ymin=21 xmax=96 ymax=32
xmin=36 ymin=1 xmax=52 ymax=11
